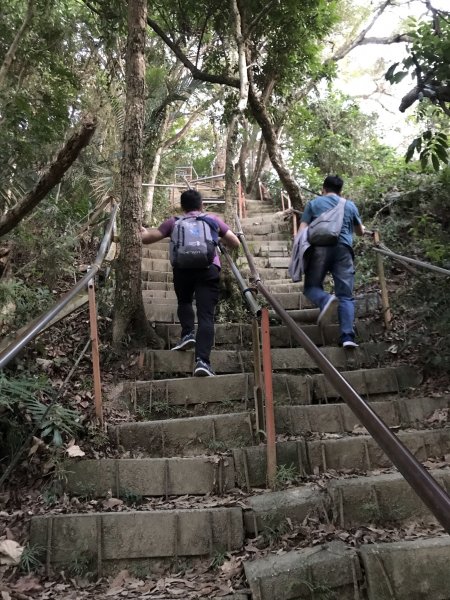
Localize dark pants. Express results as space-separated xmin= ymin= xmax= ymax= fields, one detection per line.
xmin=303 ymin=244 xmax=356 ymax=343
xmin=173 ymin=265 xmax=220 ymax=363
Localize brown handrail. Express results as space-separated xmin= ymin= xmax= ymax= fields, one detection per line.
xmin=0 ymin=202 xmax=119 ymax=370
xmin=235 ymin=213 xmax=450 ymax=533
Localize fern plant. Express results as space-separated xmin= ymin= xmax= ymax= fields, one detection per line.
xmin=0 ymin=373 xmax=81 ymax=449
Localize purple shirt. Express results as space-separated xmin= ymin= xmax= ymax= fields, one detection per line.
xmin=158 ymin=211 xmax=230 ymax=268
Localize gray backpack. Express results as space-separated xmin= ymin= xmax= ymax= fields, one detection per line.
xmin=307 ymin=195 xmax=346 ymax=246
xmin=169 ymin=214 xmax=219 ymax=268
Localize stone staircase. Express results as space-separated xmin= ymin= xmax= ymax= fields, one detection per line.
xmin=30 ymin=197 xmax=450 ymax=598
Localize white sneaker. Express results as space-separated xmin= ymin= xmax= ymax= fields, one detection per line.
xmin=343 ymin=340 xmax=359 ymax=349
xmin=317 ymin=295 xmax=339 ymax=327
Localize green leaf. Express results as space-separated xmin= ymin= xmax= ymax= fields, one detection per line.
xmin=434 ymin=144 xmax=448 ymax=162
xmin=405 ymin=139 xmax=418 ymax=162
xmin=385 ymin=62 xmax=400 ymax=81
xmin=392 ymin=71 xmax=408 ymax=84
xmin=431 ymin=152 xmax=441 ymax=172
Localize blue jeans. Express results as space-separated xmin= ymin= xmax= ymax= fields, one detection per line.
xmin=303 ymin=244 xmax=356 ymax=342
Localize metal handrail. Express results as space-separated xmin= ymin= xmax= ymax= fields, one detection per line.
xmin=218 ymin=243 xmax=261 ymax=317
xmin=0 ymin=203 xmax=119 ymax=370
xmin=235 ymin=212 xmax=450 ymax=533
xmin=190 ymin=173 xmax=225 ymax=183
xmin=373 ymin=245 xmax=450 ymax=277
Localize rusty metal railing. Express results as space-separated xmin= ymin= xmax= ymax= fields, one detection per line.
xmin=0 ymin=203 xmax=119 ymax=423
xmin=235 ymin=212 xmax=450 ymax=533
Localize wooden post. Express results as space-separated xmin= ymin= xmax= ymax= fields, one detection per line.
xmin=252 ymin=317 xmax=265 ymax=440
xmin=281 ymin=191 xmax=285 ymax=211
xmin=88 ymin=279 xmax=103 ymax=424
xmin=259 ymin=180 xmax=264 ymax=202
xmin=238 ymin=181 xmax=243 ymax=220
xmin=292 ymin=213 xmax=298 ymax=237
xmin=373 ymin=230 xmax=392 ymax=330
xmin=261 ymin=308 xmax=277 ymax=488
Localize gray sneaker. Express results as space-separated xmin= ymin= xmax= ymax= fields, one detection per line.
xmin=172 ymin=332 xmax=195 ymax=351
xmin=317 ymin=295 xmax=339 ymax=327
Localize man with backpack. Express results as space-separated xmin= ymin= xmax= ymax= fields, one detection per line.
xmin=141 ymin=189 xmax=240 ymax=376
xmin=299 ymin=175 xmax=365 ymax=348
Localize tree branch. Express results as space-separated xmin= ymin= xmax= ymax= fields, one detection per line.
xmin=359 ymin=33 xmax=412 ymax=45
xmin=0 ymin=0 xmax=34 ymax=89
xmin=246 ymin=0 xmax=276 ymax=37
xmin=0 ymin=116 xmax=97 ymax=237
xmin=399 ymin=83 xmax=450 ymax=112
xmin=162 ymin=105 xmax=207 ymax=149
xmin=146 ymin=15 xmax=240 ymax=88
xmin=332 ymin=0 xmax=395 ymax=61
xmin=232 ymin=0 xmax=249 ymax=112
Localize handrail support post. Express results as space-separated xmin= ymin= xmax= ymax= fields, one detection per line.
xmin=88 ymin=278 xmax=103 ymax=426
xmin=261 ymin=308 xmax=277 ymax=489
xmin=373 ymin=230 xmax=392 ymax=330
xmin=252 ymin=317 xmax=265 ymax=441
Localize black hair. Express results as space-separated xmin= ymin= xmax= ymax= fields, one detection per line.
xmin=323 ymin=175 xmax=344 ymax=195
xmin=180 ymin=189 xmax=202 ymax=211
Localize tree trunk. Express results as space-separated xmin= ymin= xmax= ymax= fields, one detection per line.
xmin=239 ymin=131 xmax=249 ymax=194
xmin=0 ymin=115 xmax=97 ymax=237
xmin=247 ymin=136 xmax=268 ymax=197
xmin=143 ymin=144 xmax=163 ymax=223
xmin=248 ymin=86 xmax=303 ymax=210
xmin=224 ymin=112 xmax=239 ymax=225
xmin=113 ymin=0 xmax=161 ymax=349
xmin=0 ymin=0 xmax=34 ymax=90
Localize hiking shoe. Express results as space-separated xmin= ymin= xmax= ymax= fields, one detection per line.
xmin=343 ymin=339 xmax=359 ymax=349
xmin=317 ymin=295 xmax=339 ymax=327
xmin=194 ymin=359 xmax=215 ymax=377
xmin=172 ymin=332 xmax=195 ymax=351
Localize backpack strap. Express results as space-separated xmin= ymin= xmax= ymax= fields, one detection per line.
xmin=196 ymin=214 xmax=220 ymax=241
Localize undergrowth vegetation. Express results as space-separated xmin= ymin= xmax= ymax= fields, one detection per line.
xmin=0 ymin=373 xmax=82 ymax=464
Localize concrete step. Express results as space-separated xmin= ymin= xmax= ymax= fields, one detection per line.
xmin=269 ymin=291 xmax=381 ymax=324
xmin=244 ymin=232 xmax=290 ymax=241
xmin=142 ymin=247 xmax=169 ymax=259
xmin=114 ymin=414 xmax=450 ymax=464
xmin=65 ymin=456 xmax=234 ymax=497
xmin=246 ymin=241 xmax=292 ymax=254
xmin=244 ymin=536 xmax=450 ymax=600
xmin=243 ymin=223 xmax=290 ymax=236
xmin=143 ymin=257 xmax=291 ymax=273
xmin=275 ymin=394 xmax=445 ymax=436
xmin=30 ymin=507 xmax=244 ymax=572
xmin=141 ymin=289 xmax=177 ymax=300
xmin=142 ymin=291 xmax=314 ymax=310
xmin=142 ymin=269 xmax=173 ymax=283
xmin=233 ymin=428 xmax=450 ymax=487
xmin=152 ymin=321 xmax=381 ymax=349
xmin=141 ymin=244 xmax=291 ymax=261
xmin=118 ymin=366 xmax=422 ymax=413
xmin=241 ymin=214 xmax=284 ymax=224
xmin=141 ymin=266 xmax=293 ymax=291
xmin=113 ymin=412 xmax=255 ymax=457
xmin=236 ymin=256 xmax=290 ymax=269
xmin=141 ymin=343 xmax=388 ymax=377
xmin=360 ymin=537 xmax=450 ymax=600
xmin=143 ymin=287 xmax=379 ymax=324
xmin=244 ymin=469 xmax=450 ymax=535
xmin=261 ymin=281 xmax=303 ymax=293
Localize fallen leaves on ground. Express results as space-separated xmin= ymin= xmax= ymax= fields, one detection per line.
xmin=0 ymin=540 xmax=23 ymax=566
